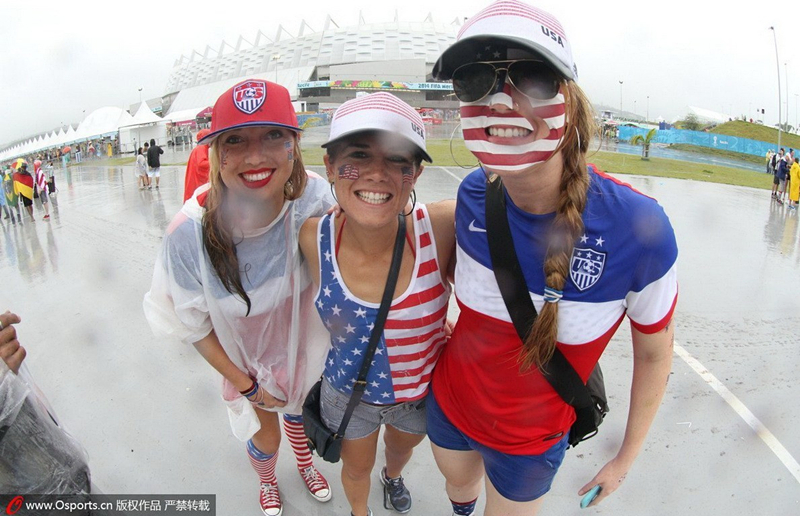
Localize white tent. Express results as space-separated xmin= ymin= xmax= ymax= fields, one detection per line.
xmin=119 ymin=102 xmax=168 ymax=154
xmin=74 ymin=107 xmax=134 ymax=142
xmin=162 ymin=108 xmax=205 ymax=124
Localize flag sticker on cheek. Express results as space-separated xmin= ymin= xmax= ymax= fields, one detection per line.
xmin=401 ymin=166 xmax=414 ymax=185
xmin=338 ymin=164 xmax=360 ymax=180
xmin=285 ymin=140 xmax=293 ymax=161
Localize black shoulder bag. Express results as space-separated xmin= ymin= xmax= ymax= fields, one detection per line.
xmin=303 ymin=214 xmax=406 ymax=463
xmin=484 ymin=176 xmax=609 ymax=448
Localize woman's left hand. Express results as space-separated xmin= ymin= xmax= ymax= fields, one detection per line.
xmin=577 ymin=457 xmax=630 ymax=507
xmin=444 ymin=319 xmax=456 ymax=339
xmin=325 ymin=203 xmax=344 ymax=218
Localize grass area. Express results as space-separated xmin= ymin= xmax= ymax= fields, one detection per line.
xmin=667 ymin=144 xmax=764 ymax=165
xmin=585 ymin=150 xmax=773 ymax=190
xmin=711 ymin=120 xmax=800 ymax=149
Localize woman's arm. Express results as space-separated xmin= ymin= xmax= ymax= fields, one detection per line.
xmin=193 ymin=330 xmax=286 ymax=408
xmin=425 ymin=199 xmax=457 ymax=284
xmin=579 ymin=318 xmax=674 ymax=506
xmin=299 ymin=217 xmax=322 ymax=287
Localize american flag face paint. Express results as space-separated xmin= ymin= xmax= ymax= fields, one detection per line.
xmin=284 ymin=140 xmax=294 ymax=161
xmin=460 ymin=81 xmax=566 ymax=172
xmin=338 ymin=164 xmax=360 ymax=180
xmin=401 ymin=166 xmax=414 ymax=185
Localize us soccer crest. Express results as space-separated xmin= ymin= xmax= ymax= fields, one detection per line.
xmin=570 ymin=248 xmax=606 ymax=291
xmin=233 ymin=81 xmax=266 ymax=114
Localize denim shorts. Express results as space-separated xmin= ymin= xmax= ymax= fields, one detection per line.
xmin=320 ymin=378 xmax=427 ymax=440
xmin=426 ymin=389 xmax=568 ymax=502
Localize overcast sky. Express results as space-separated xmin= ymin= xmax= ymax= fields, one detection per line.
xmin=2 ymin=0 xmax=799 ymax=146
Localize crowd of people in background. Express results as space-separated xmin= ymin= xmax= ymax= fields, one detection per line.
xmin=767 ymin=147 xmax=800 ymax=208
xmin=1 ymin=159 xmax=57 ymax=225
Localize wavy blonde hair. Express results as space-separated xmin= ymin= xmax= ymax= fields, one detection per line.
xmin=201 ymin=134 xmax=307 ymax=316
xmin=519 ymin=81 xmax=597 ymax=371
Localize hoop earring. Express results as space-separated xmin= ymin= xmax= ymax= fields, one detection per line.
xmin=329 ymin=182 xmax=339 ymax=204
xmin=401 ymin=189 xmax=417 ymax=217
xmin=449 ymin=123 xmax=480 ymax=170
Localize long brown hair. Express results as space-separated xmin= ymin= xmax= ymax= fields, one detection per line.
xmin=201 ymin=134 xmax=307 ymax=316
xmin=519 ymin=81 xmax=597 ymax=371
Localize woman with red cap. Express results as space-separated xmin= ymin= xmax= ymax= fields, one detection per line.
xmin=144 ymin=79 xmax=333 ymax=516
xmin=425 ymin=1 xmax=678 ymax=515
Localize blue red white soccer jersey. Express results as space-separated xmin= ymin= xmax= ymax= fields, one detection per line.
xmin=315 ymin=205 xmax=451 ymax=404
xmin=431 ymin=165 xmax=678 ymax=455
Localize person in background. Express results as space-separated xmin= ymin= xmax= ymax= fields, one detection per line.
xmin=147 ymin=138 xmax=164 ymax=189
xmin=183 ymin=128 xmax=211 ymax=202
xmin=13 ymin=161 xmax=35 ymax=222
xmin=33 ymin=160 xmax=51 ymax=220
xmin=136 ymin=147 xmax=149 ymax=190
xmin=3 ymin=166 xmax=21 ymax=225
xmin=789 ymin=157 xmax=800 ymax=210
xmin=144 ymin=79 xmax=334 ymax=516
xmin=426 ymin=1 xmax=678 ymax=514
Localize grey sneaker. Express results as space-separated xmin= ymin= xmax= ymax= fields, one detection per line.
xmin=380 ymin=466 xmax=412 ymax=513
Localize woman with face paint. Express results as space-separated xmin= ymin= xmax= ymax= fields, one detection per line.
xmin=299 ymin=93 xmax=456 ymax=516
xmin=426 ymin=1 xmax=679 ymax=515
xmin=144 ymin=80 xmax=334 ymax=516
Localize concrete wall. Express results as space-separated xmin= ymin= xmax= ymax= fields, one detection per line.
xmin=330 ymin=59 xmax=426 ymax=82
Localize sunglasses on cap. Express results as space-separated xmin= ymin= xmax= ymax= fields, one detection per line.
xmin=451 ymin=60 xmax=561 ymax=103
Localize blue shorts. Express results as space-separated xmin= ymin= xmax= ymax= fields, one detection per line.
xmin=426 ymin=389 xmax=568 ymax=502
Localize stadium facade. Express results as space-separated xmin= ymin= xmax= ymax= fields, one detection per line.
xmin=1 ymin=14 xmax=462 ymax=160
xmin=160 ymin=14 xmax=461 ymax=118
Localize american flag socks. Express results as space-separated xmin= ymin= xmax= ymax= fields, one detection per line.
xmin=247 ymin=439 xmax=282 ymax=516
xmin=282 ymin=414 xmax=332 ymax=502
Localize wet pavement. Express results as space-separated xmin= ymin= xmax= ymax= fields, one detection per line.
xmin=2 ymin=164 xmax=799 ymax=515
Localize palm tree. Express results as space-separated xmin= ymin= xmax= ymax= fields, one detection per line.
xmin=630 ymin=128 xmax=658 ymax=160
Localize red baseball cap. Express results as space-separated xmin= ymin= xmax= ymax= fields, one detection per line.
xmin=198 ymin=79 xmax=301 ymax=145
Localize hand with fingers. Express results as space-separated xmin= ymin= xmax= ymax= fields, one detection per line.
xmin=0 ymin=311 xmax=25 ymax=374
xmin=241 ymin=380 xmax=287 ymax=409
xmin=578 ymin=457 xmax=630 ymax=508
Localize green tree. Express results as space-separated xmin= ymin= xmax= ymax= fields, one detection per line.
xmin=630 ymin=128 xmax=658 ymax=160
xmin=680 ymin=113 xmax=702 ymax=131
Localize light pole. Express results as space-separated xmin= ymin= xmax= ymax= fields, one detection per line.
xmin=271 ymin=54 xmax=281 ymax=84
xmin=785 ymin=62 xmax=790 ymax=129
xmin=769 ymin=27 xmax=782 ymax=150
xmin=618 ymin=80 xmax=623 ymax=114
xmin=646 ymin=96 xmax=650 ymax=122
xmin=138 ymin=87 xmax=143 ymax=105
xmin=634 ymin=100 xmax=637 ymax=116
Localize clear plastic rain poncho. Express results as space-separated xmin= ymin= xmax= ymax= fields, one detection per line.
xmin=144 ymin=173 xmax=333 ymax=441
xmin=0 ymin=359 xmax=91 ymax=493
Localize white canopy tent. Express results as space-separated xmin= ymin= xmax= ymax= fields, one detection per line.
xmin=119 ymin=102 xmax=168 ymax=154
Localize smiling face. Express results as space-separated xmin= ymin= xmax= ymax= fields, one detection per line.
xmin=325 ymin=132 xmax=422 ymax=227
xmin=459 ymin=59 xmax=567 ymax=175
xmin=216 ymin=126 xmax=297 ymax=202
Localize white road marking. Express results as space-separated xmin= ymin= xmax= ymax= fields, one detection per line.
xmin=440 ymin=167 xmax=467 ymax=184
xmin=674 ymin=342 xmax=800 ymax=484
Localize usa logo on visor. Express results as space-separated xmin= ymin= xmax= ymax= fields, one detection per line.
xmin=233 ymin=81 xmax=266 ymax=114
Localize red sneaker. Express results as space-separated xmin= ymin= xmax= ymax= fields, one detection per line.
xmin=258 ymin=482 xmax=282 ymax=516
xmin=300 ymin=465 xmax=332 ymax=502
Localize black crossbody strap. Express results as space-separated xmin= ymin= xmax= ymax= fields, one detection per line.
xmin=484 ymin=177 xmax=594 ymax=410
xmin=335 ymin=214 xmax=406 ymax=437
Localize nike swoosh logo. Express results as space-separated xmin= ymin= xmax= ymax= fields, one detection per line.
xmin=468 ymin=220 xmax=486 ymax=233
